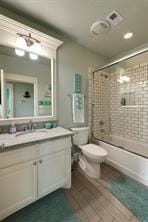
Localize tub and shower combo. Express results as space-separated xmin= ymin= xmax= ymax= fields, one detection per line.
xmin=89 ymin=48 xmax=148 ymax=186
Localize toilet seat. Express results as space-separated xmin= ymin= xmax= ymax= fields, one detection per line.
xmin=79 ymin=143 xmax=108 ymax=159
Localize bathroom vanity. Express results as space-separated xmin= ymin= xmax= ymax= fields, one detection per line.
xmin=0 ymin=14 xmax=72 ymax=220
xmin=0 ymin=127 xmax=73 ymax=220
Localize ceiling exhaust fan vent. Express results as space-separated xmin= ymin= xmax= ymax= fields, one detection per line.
xmin=90 ymin=21 xmax=110 ymax=36
xmin=107 ymin=10 xmax=123 ymax=26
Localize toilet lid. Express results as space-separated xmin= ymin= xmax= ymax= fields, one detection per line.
xmin=79 ymin=143 xmax=108 ymax=158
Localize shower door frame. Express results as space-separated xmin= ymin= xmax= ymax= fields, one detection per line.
xmin=93 ymin=46 xmax=148 ymax=73
xmin=90 ymin=45 xmax=148 ymax=145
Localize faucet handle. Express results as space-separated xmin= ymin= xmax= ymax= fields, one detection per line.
xmin=32 ymin=124 xmax=37 ymax=130
xmin=28 ymin=120 xmax=33 ymax=130
xmin=22 ymin=125 xmax=27 ymax=132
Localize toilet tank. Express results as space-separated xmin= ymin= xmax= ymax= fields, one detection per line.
xmin=71 ymin=127 xmax=90 ymax=145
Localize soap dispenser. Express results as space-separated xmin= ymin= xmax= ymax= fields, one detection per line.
xmin=9 ymin=122 xmax=16 ymax=134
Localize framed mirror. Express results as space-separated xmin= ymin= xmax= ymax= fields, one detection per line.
xmin=0 ymin=14 xmax=63 ymax=124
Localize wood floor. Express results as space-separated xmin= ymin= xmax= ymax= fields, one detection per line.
xmin=64 ymin=163 xmax=139 ymax=222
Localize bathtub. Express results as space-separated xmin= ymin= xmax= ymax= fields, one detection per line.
xmin=94 ymin=136 xmax=148 ymax=186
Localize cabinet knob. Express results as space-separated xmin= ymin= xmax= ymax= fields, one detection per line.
xmin=39 ymin=159 xmax=43 ymax=164
xmin=33 ymin=161 xmax=37 ymax=166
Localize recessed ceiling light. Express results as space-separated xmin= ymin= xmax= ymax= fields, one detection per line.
xmin=123 ymin=32 xmax=134 ymax=39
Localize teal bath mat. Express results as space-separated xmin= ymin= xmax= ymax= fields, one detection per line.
xmin=3 ymin=190 xmax=81 ymax=222
xmin=107 ymin=175 xmax=148 ymax=222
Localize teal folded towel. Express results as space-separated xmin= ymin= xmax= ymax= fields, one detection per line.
xmin=45 ymin=123 xmax=52 ymax=129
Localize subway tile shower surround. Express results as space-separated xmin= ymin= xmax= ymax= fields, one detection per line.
xmin=88 ymin=62 xmax=148 ymax=144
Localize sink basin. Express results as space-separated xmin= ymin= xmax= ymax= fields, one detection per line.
xmin=15 ymin=129 xmax=48 ymax=137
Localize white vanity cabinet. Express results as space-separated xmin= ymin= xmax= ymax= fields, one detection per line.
xmin=37 ymin=139 xmax=71 ymax=198
xmin=0 ymin=136 xmax=71 ymax=220
xmin=0 ymin=160 xmax=37 ymax=220
xmin=38 ymin=150 xmax=69 ymax=197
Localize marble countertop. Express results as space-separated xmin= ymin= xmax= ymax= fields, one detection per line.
xmin=0 ymin=127 xmax=74 ymax=150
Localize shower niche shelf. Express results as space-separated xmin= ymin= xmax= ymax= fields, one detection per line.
xmin=120 ymin=91 xmax=135 ymax=107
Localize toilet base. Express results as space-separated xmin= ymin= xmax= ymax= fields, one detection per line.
xmin=79 ymin=156 xmax=101 ymax=179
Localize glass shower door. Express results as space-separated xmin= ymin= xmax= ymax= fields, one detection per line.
xmin=91 ymin=51 xmax=148 ymax=158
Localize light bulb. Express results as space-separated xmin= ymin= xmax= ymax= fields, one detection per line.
xmin=29 ymin=53 xmax=38 ymax=60
xmin=15 ymin=48 xmax=25 ymax=56
xmin=30 ymin=42 xmax=41 ymax=54
xmin=16 ymin=36 xmax=27 ymax=50
xmin=15 ymin=36 xmax=27 ymax=57
xmin=29 ymin=42 xmax=41 ymax=60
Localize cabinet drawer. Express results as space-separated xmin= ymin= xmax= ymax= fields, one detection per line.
xmin=0 ymin=144 xmax=36 ymax=170
xmin=37 ymin=137 xmax=71 ymax=157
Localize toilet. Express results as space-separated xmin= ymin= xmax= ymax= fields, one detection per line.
xmin=71 ymin=127 xmax=108 ymax=179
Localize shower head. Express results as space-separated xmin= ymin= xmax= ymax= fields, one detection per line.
xmin=101 ymin=73 xmax=108 ymax=78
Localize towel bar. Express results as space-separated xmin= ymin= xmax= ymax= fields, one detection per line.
xmin=67 ymin=94 xmax=87 ymax=98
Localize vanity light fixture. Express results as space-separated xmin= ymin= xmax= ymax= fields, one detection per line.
xmin=29 ymin=53 xmax=38 ymax=60
xmin=15 ymin=48 xmax=25 ymax=57
xmin=123 ymin=32 xmax=134 ymax=39
xmin=29 ymin=42 xmax=41 ymax=60
xmin=15 ymin=36 xmax=27 ymax=56
xmin=15 ymin=33 xmax=41 ymax=59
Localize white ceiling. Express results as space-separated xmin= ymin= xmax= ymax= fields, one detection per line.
xmin=1 ymin=0 xmax=148 ymax=59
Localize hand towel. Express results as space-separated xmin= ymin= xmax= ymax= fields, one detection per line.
xmin=72 ymin=93 xmax=84 ymax=123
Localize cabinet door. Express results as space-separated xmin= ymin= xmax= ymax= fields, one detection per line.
xmin=38 ymin=150 xmax=69 ymax=198
xmin=0 ymin=160 xmax=37 ymax=220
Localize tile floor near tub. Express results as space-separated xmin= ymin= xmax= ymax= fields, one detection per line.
xmin=64 ymin=164 xmax=139 ymax=222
